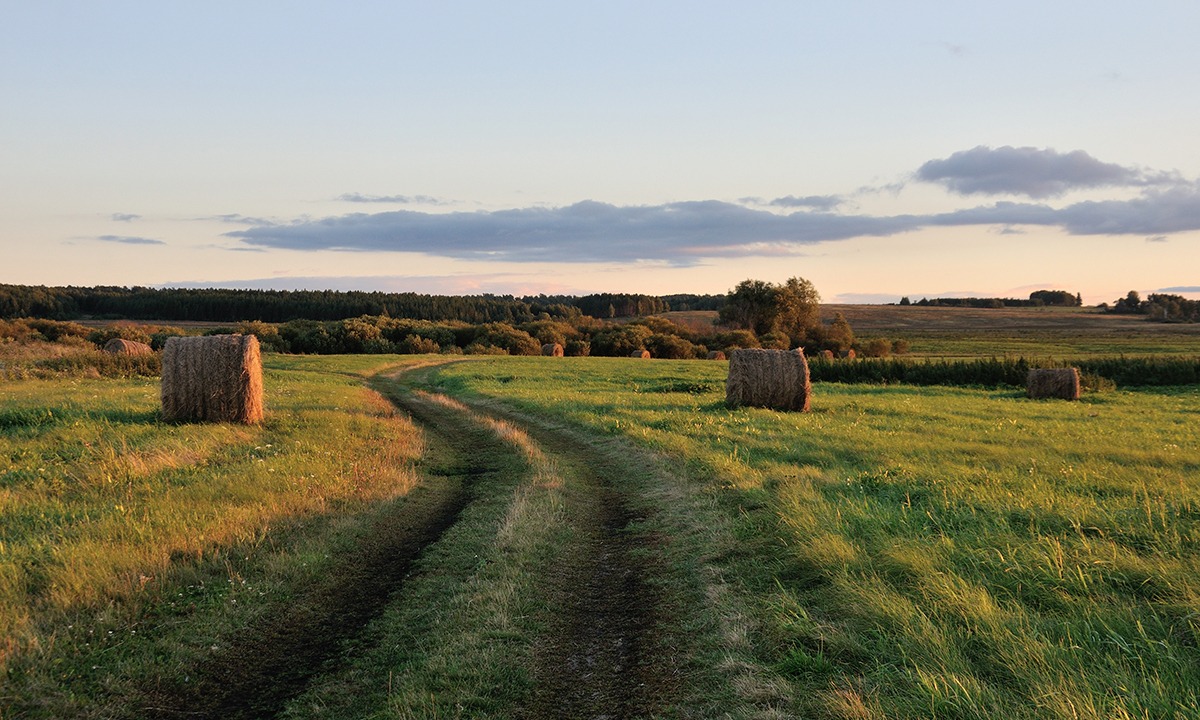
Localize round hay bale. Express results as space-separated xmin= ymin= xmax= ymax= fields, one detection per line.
xmin=1027 ymin=368 xmax=1080 ymax=400
xmin=838 ymin=348 xmax=856 ymax=360
xmin=541 ymin=342 xmax=564 ymax=357
xmin=706 ymin=350 xmax=726 ymax=360
xmin=821 ymin=349 xmax=835 ymax=360
xmin=104 ymin=338 xmax=153 ymax=356
xmin=161 ymin=334 xmax=264 ymax=423
xmin=725 ymin=348 xmax=811 ymax=412
xmin=630 ymin=349 xmax=651 ymax=359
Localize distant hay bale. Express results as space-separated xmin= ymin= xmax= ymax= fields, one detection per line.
xmin=707 ymin=350 xmax=726 ymax=360
xmin=1027 ymin=368 xmax=1080 ymax=400
xmin=631 ymin=349 xmax=651 ymax=359
xmin=542 ymin=342 xmax=564 ymax=357
xmin=104 ymin=338 xmax=153 ymax=356
xmin=838 ymin=348 xmax=857 ymax=360
xmin=726 ymin=348 xmax=811 ymax=412
xmin=821 ymin=350 xmax=835 ymax=360
xmin=161 ymin=335 xmax=264 ymax=423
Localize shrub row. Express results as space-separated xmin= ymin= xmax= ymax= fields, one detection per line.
xmin=808 ymin=356 xmax=1200 ymax=388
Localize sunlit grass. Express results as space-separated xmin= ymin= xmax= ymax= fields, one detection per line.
xmin=0 ymin=354 xmax=428 ymax=708
xmin=431 ymin=356 xmax=1200 ymax=718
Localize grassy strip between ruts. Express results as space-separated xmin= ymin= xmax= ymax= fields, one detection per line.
xmin=428 ymin=356 xmax=1200 ymax=719
xmin=0 ymin=354 xmax=429 ymax=716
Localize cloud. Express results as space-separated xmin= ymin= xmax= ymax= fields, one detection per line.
xmin=160 ymin=274 xmax=589 ymax=296
xmin=915 ymin=145 xmax=1174 ymax=198
xmin=337 ymin=193 xmax=447 ymax=205
xmin=209 ymin=213 xmax=279 ymax=225
xmin=96 ymin=235 xmax=165 ymax=245
xmin=1158 ymin=286 xmax=1200 ymax=293
xmin=228 ymin=200 xmax=920 ymax=264
xmin=766 ymin=195 xmax=843 ymax=211
xmin=226 ymin=177 xmax=1200 ymax=263
xmin=1147 ymin=235 xmax=1169 ymax=243
xmin=111 ymin=213 xmax=141 ymax=222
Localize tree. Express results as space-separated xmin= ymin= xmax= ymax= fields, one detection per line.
xmin=718 ymin=279 xmax=777 ymax=335
xmin=774 ymin=277 xmax=821 ymax=343
xmin=718 ymin=277 xmax=822 ymax=342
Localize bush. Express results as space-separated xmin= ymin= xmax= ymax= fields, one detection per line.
xmin=399 ymin=335 xmax=440 ymax=354
xmin=646 ymin=333 xmax=697 ymax=360
xmin=590 ymin=324 xmax=653 ymax=357
xmin=863 ymin=338 xmax=891 ymax=358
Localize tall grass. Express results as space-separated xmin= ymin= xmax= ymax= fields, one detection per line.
xmin=431 ymin=357 xmax=1200 ymax=718
xmin=0 ymin=354 xmax=427 ymax=712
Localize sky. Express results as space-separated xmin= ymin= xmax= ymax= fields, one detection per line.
xmin=3 ymin=2 xmax=1199 ymax=305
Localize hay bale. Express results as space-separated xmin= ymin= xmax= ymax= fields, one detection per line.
xmin=542 ymin=342 xmax=564 ymax=357
xmin=707 ymin=350 xmax=726 ymax=360
xmin=726 ymin=348 xmax=811 ymax=412
xmin=631 ymin=349 xmax=651 ymax=359
xmin=838 ymin=348 xmax=857 ymax=360
xmin=1027 ymin=368 xmax=1080 ymax=400
xmin=104 ymin=338 xmax=153 ymax=356
xmin=161 ymin=335 xmax=264 ymax=423
xmin=821 ymin=349 xmax=835 ymax=360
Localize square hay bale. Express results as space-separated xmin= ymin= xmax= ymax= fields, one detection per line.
xmin=1027 ymin=367 xmax=1080 ymax=400
xmin=726 ymin=348 xmax=811 ymax=412
xmin=103 ymin=338 xmax=153 ymax=355
xmin=161 ymin=335 xmax=264 ymax=423
xmin=542 ymin=342 xmax=564 ymax=357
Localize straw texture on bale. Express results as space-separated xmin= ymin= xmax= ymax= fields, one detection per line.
xmin=1027 ymin=368 xmax=1080 ymax=400
xmin=631 ymin=349 xmax=651 ymax=359
xmin=161 ymin=335 xmax=264 ymax=423
xmin=542 ymin=342 xmax=564 ymax=357
xmin=706 ymin=350 xmax=726 ymax=360
xmin=103 ymin=338 xmax=153 ymax=356
xmin=726 ymin=348 xmax=811 ymax=412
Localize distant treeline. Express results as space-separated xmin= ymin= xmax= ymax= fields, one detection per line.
xmin=1105 ymin=291 xmax=1200 ymax=323
xmin=0 ymin=284 xmax=726 ymax=324
xmin=902 ymin=290 xmax=1083 ymax=308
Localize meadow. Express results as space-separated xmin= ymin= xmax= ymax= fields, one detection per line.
xmin=430 ymin=358 xmax=1200 ymax=718
xmin=2 ymin=309 xmax=1199 ymax=717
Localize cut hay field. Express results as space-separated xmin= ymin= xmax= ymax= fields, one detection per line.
xmin=661 ymin=305 xmax=1200 ymax=357
xmin=2 ymin=349 xmax=1199 ymax=718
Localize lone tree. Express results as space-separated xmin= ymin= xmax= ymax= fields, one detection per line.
xmin=719 ymin=277 xmax=822 ymax=344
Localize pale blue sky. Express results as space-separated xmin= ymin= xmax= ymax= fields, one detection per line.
xmin=3 ymin=2 xmax=1198 ymax=303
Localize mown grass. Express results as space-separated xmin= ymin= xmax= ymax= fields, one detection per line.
xmin=0 ymin=354 xmax=430 ymax=716
xmin=430 ymin=357 xmax=1200 ymax=719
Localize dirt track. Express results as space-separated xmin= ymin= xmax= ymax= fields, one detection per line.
xmin=136 ymin=364 xmax=675 ymax=718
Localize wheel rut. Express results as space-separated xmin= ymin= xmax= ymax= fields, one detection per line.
xmin=136 ymin=364 xmax=678 ymax=718
xmin=136 ymin=383 xmax=507 ymax=719
xmin=490 ymin=409 xmax=679 ymax=720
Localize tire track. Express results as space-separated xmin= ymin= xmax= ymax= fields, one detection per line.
xmin=137 ymin=385 xmax=508 ymax=719
xmin=481 ymin=408 xmax=680 ymax=720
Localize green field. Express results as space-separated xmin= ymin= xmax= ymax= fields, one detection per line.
xmin=2 ymin=343 xmax=1199 ymax=717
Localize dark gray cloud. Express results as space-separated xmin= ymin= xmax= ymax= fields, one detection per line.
xmin=228 ymin=200 xmax=917 ymax=264
xmin=1159 ymin=286 xmax=1200 ymax=293
xmin=766 ymin=195 xmax=843 ymax=211
xmin=337 ymin=193 xmax=447 ymax=205
xmin=97 ymin=235 xmax=165 ymax=245
xmin=916 ymin=145 xmax=1173 ymax=198
xmin=209 ymin=213 xmax=279 ymax=225
xmin=227 ymin=180 xmax=1200 ymax=264
xmin=111 ymin=213 xmax=141 ymax=222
